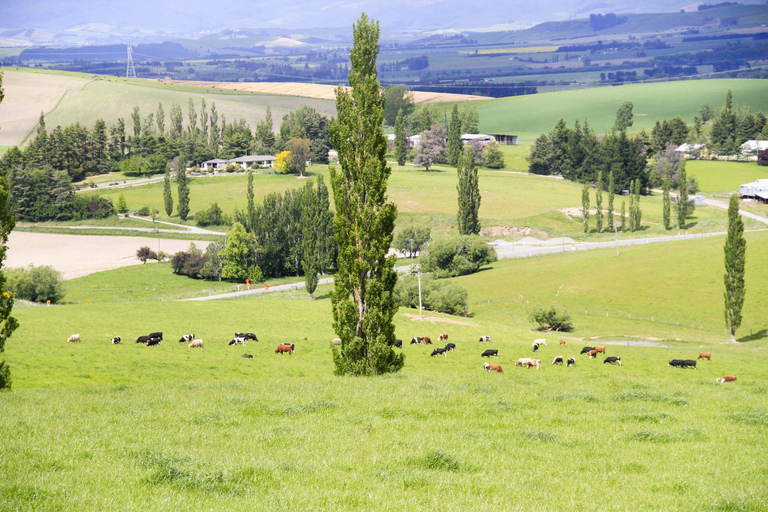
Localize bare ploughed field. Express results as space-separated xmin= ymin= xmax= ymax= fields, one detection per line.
xmin=175 ymin=80 xmax=486 ymax=103
xmin=5 ymin=232 xmax=211 ymax=280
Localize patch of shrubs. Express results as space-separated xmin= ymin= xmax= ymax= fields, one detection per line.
xmin=195 ymin=203 xmax=231 ymax=227
xmin=5 ymin=265 xmax=65 ymax=303
xmin=529 ymin=305 xmax=574 ymax=332
xmin=420 ymin=235 xmax=497 ymax=278
xmin=394 ymin=274 xmax=471 ymax=317
xmin=136 ymin=246 xmax=167 ymax=264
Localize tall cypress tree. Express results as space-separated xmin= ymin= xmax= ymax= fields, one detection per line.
xmin=633 ymin=179 xmax=642 ymax=231
xmin=163 ymin=167 xmax=173 ymax=217
xmin=328 ymin=13 xmax=403 ymax=376
xmin=676 ymin=164 xmax=690 ymax=229
xmin=595 ymin=171 xmax=603 ymax=233
xmin=447 ymin=103 xmax=463 ymax=166
xmin=582 ymin=184 xmax=590 ymax=233
xmin=394 ymin=108 xmax=407 ymax=167
xmin=662 ymin=174 xmax=671 ymax=230
xmin=301 ymin=181 xmax=321 ymax=299
xmin=177 ymin=153 xmax=190 ymax=221
xmin=607 ymin=170 xmax=615 ymax=231
xmin=246 ymin=169 xmax=256 ymax=233
xmin=620 ymin=200 xmax=626 ymax=231
xmin=724 ymin=194 xmax=746 ymax=344
xmin=456 ymin=146 xmax=481 ymax=235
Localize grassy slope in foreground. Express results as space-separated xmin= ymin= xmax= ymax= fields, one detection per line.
xmin=3 ymin=233 xmax=768 ymax=510
xmin=477 ymin=79 xmax=768 ymax=142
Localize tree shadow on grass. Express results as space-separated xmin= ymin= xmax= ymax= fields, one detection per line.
xmin=738 ymin=329 xmax=767 ymax=343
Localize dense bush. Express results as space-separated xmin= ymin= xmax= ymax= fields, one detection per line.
xmin=421 ymin=235 xmax=497 ymax=278
xmin=195 ymin=202 xmax=231 ymax=227
xmin=136 ymin=246 xmax=161 ymax=264
xmin=72 ymin=195 xmax=115 ymax=220
xmin=0 ymin=360 xmax=10 ymax=390
xmin=394 ymin=274 xmax=471 ymax=317
xmin=393 ymin=226 xmax=430 ymax=258
xmin=529 ymin=306 xmax=574 ymax=332
xmin=5 ymin=265 xmax=66 ymax=303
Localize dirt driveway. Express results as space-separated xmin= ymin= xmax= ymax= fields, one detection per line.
xmin=5 ymin=232 xmax=211 ymax=280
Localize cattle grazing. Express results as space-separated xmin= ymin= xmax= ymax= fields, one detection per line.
xmin=394 ymin=339 xmax=402 ymax=348
xmin=588 ymin=350 xmax=597 ymax=359
xmin=479 ymin=335 xmax=491 ymax=342
xmin=716 ymin=376 xmax=737 ymax=383
xmin=604 ymin=356 xmax=622 ymax=365
xmin=594 ymin=346 xmax=606 ymax=354
xmin=431 ymin=348 xmax=447 ymax=357
xmin=275 ymin=343 xmax=294 ymax=355
xmin=527 ymin=359 xmax=541 ymax=370
xmin=484 ymin=362 xmax=503 ymax=373
xmin=135 ymin=335 xmax=151 ymax=344
xmin=580 ymin=346 xmax=595 ymax=354
xmin=438 ymin=333 xmax=449 ymax=342
xmin=444 ymin=343 xmax=456 ymax=352
xmin=242 ymin=354 xmax=254 ymax=358
xmin=566 ymin=357 xmax=576 ymax=367
xmin=67 ymin=334 xmax=80 ymax=343
xmin=534 ymin=338 xmax=547 ymax=347
xmin=236 ymin=332 xmax=258 ymax=342
xmin=146 ymin=337 xmax=162 ymax=346
xmin=532 ymin=342 xmax=540 ymax=352
xmin=423 ymin=336 xmax=432 ymax=345
xmin=188 ymin=339 xmax=204 ymax=349
xmin=682 ymin=359 xmax=697 ymax=370
xmin=331 ymin=338 xmax=342 ymax=345
xmin=481 ymin=349 xmax=499 ymax=359
xmin=111 ymin=336 xmax=121 ymax=344
xmin=229 ymin=336 xmax=246 ymax=346
xmin=516 ymin=358 xmax=533 ymax=367
xmin=668 ymin=359 xmax=685 ymax=368
xmin=148 ymin=332 xmax=163 ymax=340
xmin=559 ymin=339 xmax=566 ymax=345
xmin=179 ymin=333 xmax=195 ymax=343
xmin=552 ymin=356 xmax=564 ymax=365
xmin=411 ymin=337 xmax=424 ymax=344
xmin=697 ymin=352 xmax=711 ymax=361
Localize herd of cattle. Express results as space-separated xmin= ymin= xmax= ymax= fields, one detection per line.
xmin=63 ymin=330 xmax=737 ymax=382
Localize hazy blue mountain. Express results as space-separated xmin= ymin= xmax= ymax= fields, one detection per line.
xmin=2 ymin=0 xmax=766 ymax=36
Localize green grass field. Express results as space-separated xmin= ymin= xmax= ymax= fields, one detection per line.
xmin=2 ymin=229 xmax=768 ymax=511
xmin=686 ymin=159 xmax=768 ymax=195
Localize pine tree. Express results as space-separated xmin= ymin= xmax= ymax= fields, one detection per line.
xmin=447 ymin=103 xmax=463 ymax=165
xmin=0 ymin=174 xmax=20 ymax=390
xmin=724 ymin=194 xmax=746 ymax=344
xmin=662 ymin=174 xmax=671 ymax=230
xmin=394 ymin=108 xmax=407 ymax=167
xmin=607 ymin=170 xmax=615 ymax=231
xmin=116 ymin=193 xmax=128 ymax=214
xmin=163 ymin=167 xmax=173 ymax=217
xmin=328 ymin=13 xmax=404 ymax=376
xmin=177 ymin=153 xmax=190 ymax=221
xmin=595 ymin=171 xmax=603 ymax=233
xmin=582 ymin=184 xmax=590 ymax=233
xmin=456 ymin=146 xmax=481 ymax=235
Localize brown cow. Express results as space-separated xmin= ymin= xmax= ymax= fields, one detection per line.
xmin=423 ymin=336 xmax=432 ymax=345
xmin=716 ymin=376 xmax=736 ymax=383
xmin=594 ymin=346 xmax=606 ymax=354
xmin=559 ymin=339 xmax=566 ymax=345
xmin=275 ymin=343 xmax=294 ymax=355
xmin=526 ymin=359 xmax=541 ymax=370
xmin=438 ymin=333 xmax=448 ymax=342
xmin=698 ymin=352 xmax=711 ymax=360
xmin=588 ymin=350 xmax=598 ymax=359
xmin=484 ymin=362 xmax=503 ymax=373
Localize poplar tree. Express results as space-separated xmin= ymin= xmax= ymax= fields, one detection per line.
xmin=456 ymin=146 xmax=481 ymax=235
xmin=156 ymin=103 xmax=165 ymax=136
xmin=662 ymin=174 xmax=671 ymax=230
xmin=633 ymin=179 xmax=642 ymax=231
xmin=447 ymin=103 xmax=463 ymax=165
xmin=607 ymin=170 xmax=615 ymax=231
xmin=620 ymin=200 xmax=626 ymax=231
xmin=246 ymin=169 xmax=256 ymax=233
xmin=582 ymin=184 xmax=590 ymax=233
xmin=394 ymin=108 xmax=407 ymax=167
xmin=676 ymin=164 xmax=690 ymax=229
xmin=595 ymin=171 xmax=603 ymax=233
xmin=328 ymin=13 xmax=403 ymax=376
xmin=177 ymin=153 xmax=190 ymax=221
xmin=301 ymin=181 xmax=321 ymax=299
xmin=163 ymin=167 xmax=173 ymax=216
xmin=724 ymin=194 xmax=746 ymax=344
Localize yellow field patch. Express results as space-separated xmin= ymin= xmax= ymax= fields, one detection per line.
xmin=462 ymin=46 xmax=559 ymax=55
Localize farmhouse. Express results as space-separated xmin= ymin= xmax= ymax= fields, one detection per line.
xmin=740 ymin=140 xmax=768 ymax=160
xmin=201 ymin=155 xmax=276 ymax=171
xmin=201 ymin=158 xmax=228 ymax=171
xmin=675 ymin=143 xmax=705 ymax=158
xmin=740 ymin=179 xmax=768 ymax=203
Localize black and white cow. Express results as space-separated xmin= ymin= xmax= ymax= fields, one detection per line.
xmin=236 ymin=332 xmax=258 ymax=342
xmin=682 ymin=359 xmax=697 ymax=370
xmin=229 ymin=336 xmax=246 ymax=346
xmin=580 ymin=346 xmax=596 ymax=354
xmin=135 ymin=335 xmax=151 ymax=344
xmin=411 ymin=337 xmax=424 ymax=344
xmin=668 ymin=359 xmax=685 ymax=368
xmin=444 ymin=343 xmax=456 ymax=352
xmin=532 ymin=342 xmax=540 ymax=352
xmin=148 ymin=332 xmax=163 ymax=340
xmin=481 ymin=349 xmax=499 ymax=359
xmin=604 ymin=356 xmax=622 ymax=365
xmin=394 ymin=339 xmax=402 ymax=348
xmin=431 ymin=348 xmax=447 ymax=357
xmin=478 ymin=335 xmax=491 ymax=342
xmin=566 ymin=357 xmax=576 ymax=367
xmin=111 ymin=336 xmax=121 ymax=344
xmin=179 ymin=333 xmax=195 ymax=343
xmin=552 ymin=356 xmax=563 ymax=365
xmin=242 ymin=354 xmax=254 ymax=359
xmin=146 ymin=337 xmax=162 ymax=346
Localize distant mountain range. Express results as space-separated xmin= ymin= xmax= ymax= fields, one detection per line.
xmin=2 ymin=0 xmax=766 ymax=43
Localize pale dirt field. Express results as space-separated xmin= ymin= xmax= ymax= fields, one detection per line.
xmin=0 ymin=71 xmax=93 ymax=146
xmin=5 ymin=232 xmax=211 ymax=280
xmin=175 ymin=80 xmax=486 ymax=103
